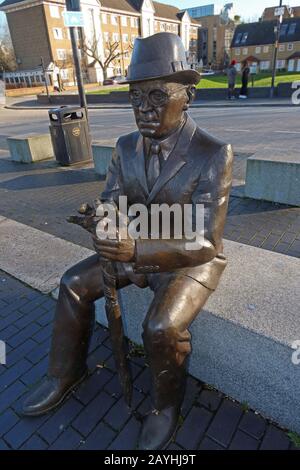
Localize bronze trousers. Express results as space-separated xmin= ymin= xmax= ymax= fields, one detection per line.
xmin=49 ymin=254 xmax=213 ymax=410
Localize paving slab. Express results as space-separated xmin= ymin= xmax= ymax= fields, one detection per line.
xmin=0 ymin=218 xmax=93 ymax=293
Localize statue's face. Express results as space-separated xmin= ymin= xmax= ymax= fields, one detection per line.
xmin=129 ymin=80 xmax=189 ymax=139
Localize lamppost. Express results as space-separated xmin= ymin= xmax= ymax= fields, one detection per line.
xmin=65 ymin=0 xmax=88 ymax=118
xmin=270 ymin=0 xmax=284 ymax=98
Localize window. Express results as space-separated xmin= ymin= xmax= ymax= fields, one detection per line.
xmin=121 ymin=16 xmax=127 ymax=27
xmin=241 ymin=32 xmax=248 ymax=44
xmin=112 ymin=33 xmax=119 ymax=42
xmin=124 ymin=51 xmax=130 ymax=58
xmin=161 ymin=22 xmax=166 ymax=31
xmin=104 ymin=32 xmax=110 ymax=42
xmin=280 ymin=24 xmax=288 ymax=36
xmin=131 ymin=17 xmax=139 ymax=28
xmin=50 ymin=5 xmax=60 ymax=18
xmin=276 ymin=59 xmax=286 ymax=69
xmin=60 ymin=69 xmax=69 ymax=79
xmin=53 ymin=28 xmax=63 ymax=40
xmin=242 ymin=47 xmax=248 ymax=55
xmin=57 ymin=49 xmax=67 ymax=60
xmin=235 ymin=32 xmax=242 ymax=45
xmin=260 ymin=60 xmax=270 ymax=70
xmin=102 ymin=13 xmax=107 ymax=24
xmin=288 ymin=23 xmax=297 ymax=35
xmin=263 ymin=46 xmax=269 ymax=53
xmin=255 ymin=46 xmax=261 ymax=54
xmin=111 ymin=15 xmax=118 ymax=26
xmin=287 ymin=43 xmax=294 ymax=51
xmin=123 ymin=33 xmax=129 ymax=43
xmin=235 ymin=48 xmax=240 ymax=55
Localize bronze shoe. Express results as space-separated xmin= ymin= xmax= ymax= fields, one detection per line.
xmin=138 ymin=406 xmax=180 ymax=450
xmin=21 ymin=370 xmax=88 ymax=417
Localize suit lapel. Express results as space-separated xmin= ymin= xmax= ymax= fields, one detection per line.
xmin=133 ymin=134 xmax=149 ymax=197
xmin=146 ymin=115 xmax=197 ymax=205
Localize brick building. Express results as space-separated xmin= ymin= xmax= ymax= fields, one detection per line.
xmin=230 ymin=17 xmax=300 ymax=73
xmin=187 ymin=3 xmax=236 ymax=69
xmin=261 ymin=4 xmax=300 ymax=21
xmin=0 ymin=0 xmax=201 ymax=87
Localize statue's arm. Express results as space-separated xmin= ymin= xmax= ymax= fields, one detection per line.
xmin=133 ymin=144 xmax=233 ymax=273
xmin=100 ymin=148 xmax=123 ymax=204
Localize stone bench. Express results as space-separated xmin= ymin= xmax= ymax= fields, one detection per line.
xmin=96 ymin=240 xmax=300 ymax=433
xmin=245 ymin=152 xmax=300 ymax=207
xmin=7 ymin=133 xmax=54 ymax=163
xmin=92 ymin=139 xmax=117 ymax=177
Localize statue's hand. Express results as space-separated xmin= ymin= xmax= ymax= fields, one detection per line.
xmin=67 ymin=201 xmax=102 ymax=234
xmin=92 ymin=234 xmax=135 ymax=263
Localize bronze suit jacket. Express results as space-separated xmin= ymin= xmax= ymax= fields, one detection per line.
xmin=101 ymin=114 xmax=233 ymax=291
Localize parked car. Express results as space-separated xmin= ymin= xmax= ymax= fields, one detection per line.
xmin=103 ymin=75 xmax=126 ymax=85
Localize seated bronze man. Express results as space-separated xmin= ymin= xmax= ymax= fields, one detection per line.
xmin=22 ymin=33 xmax=233 ymax=450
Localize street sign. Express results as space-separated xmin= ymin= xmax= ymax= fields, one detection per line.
xmin=274 ymin=6 xmax=285 ymax=17
xmin=63 ymin=11 xmax=85 ymax=28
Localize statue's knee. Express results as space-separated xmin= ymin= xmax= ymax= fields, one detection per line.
xmin=60 ymin=268 xmax=80 ymax=296
xmin=143 ymin=317 xmax=174 ymax=344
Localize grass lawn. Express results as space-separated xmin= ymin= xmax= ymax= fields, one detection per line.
xmin=197 ymin=72 xmax=300 ymax=89
xmin=86 ymin=72 xmax=300 ymax=94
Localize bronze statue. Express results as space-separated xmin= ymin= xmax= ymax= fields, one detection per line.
xmin=22 ymin=33 xmax=233 ymax=450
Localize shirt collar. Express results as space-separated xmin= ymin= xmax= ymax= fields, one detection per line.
xmin=145 ymin=115 xmax=187 ymax=162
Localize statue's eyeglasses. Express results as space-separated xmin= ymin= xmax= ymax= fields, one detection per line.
xmin=129 ymin=85 xmax=188 ymax=108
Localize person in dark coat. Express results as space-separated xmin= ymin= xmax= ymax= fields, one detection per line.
xmin=239 ymin=60 xmax=250 ymax=99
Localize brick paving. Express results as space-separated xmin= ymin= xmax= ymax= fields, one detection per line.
xmin=0 ymin=156 xmax=299 ymax=258
xmin=0 ymin=270 xmax=298 ymax=451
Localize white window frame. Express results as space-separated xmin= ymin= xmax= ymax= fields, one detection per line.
xmin=276 ymin=59 xmax=286 ymax=69
xmin=121 ymin=16 xmax=127 ymax=27
xmin=112 ymin=32 xmax=119 ymax=42
xmin=279 ymin=44 xmax=285 ymax=52
xmin=57 ymin=49 xmax=67 ymax=60
xmin=53 ymin=28 xmax=63 ymax=40
xmin=111 ymin=15 xmax=118 ymax=26
xmin=242 ymin=47 xmax=248 ymax=55
xmin=235 ymin=48 xmax=240 ymax=55
xmin=260 ymin=60 xmax=270 ymax=70
xmin=263 ymin=45 xmax=269 ymax=53
xmin=104 ymin=32 xmax=110 ymax=43
xmin=255 ymin=46 xmax=261 ymax=54
xmin=50 ymin=5 xmax=60 ymax=18
xmin=102 ymin=13 xmax=107 ymax=24
xmin=287 ymin=43 xmax=294 ymax=51
xmin=123 ymin=33 xmax=129 ymax=43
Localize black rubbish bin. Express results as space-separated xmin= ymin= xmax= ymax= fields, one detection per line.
xmin=49 ymin=106 xmax=92 ymax=166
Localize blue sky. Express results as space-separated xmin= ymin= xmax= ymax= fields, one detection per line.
xmin=158 ymin=0 xmax=300 ymax=21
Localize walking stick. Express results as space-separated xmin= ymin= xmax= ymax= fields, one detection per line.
xmin=68 ymin=202 xmax=133 ymax=406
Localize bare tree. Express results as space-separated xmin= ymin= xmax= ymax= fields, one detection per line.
xmin=81 ymin=36 xmax=133 ymax=82
xmin=0 ymin=22 xmax=16 ymax=72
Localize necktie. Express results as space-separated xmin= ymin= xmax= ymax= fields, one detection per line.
xmin=147 ymin=142 xmax=161 ymax=191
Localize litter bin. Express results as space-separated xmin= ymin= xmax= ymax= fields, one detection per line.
xmin=49 ymin=106 xmax=92 ymax=166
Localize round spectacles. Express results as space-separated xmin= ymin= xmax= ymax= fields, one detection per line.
xmin=129 ymin=86 xmax=187 ymax=108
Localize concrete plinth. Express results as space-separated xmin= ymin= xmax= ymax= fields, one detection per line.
xmin=245 ymin=152 xmax=300 ymax=206
xmin=7 ymin=134 xmax=54 ymax=163
xmin=92 ymin=139 xmax=116 ymax=177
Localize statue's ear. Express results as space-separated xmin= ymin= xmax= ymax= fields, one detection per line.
xmin=184 ymin=86 xmax=196 ymax=110
xmin=187 ymin=86 xmax=196 ymax=104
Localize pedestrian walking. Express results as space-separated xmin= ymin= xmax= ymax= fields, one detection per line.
xmin=239 ymin=60 xmax=250 ymax=99
xmin=227 ymin=59 xmax=237 ymax=100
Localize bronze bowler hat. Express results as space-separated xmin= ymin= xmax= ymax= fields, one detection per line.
xmin=122 ymin=32 xmax=201 ymax=85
